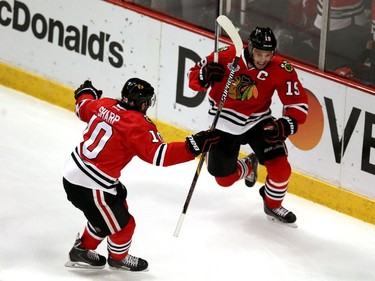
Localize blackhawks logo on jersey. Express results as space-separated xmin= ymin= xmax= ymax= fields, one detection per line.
xmin=280 ymin=60 xmax=294 ymax=72
xmin=228 ymin=75 xmax=258 ymax=101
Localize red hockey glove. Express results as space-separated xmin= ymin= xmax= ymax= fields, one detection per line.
xmin=74 ymin=80 xmax=102 ymax=100
xmin=185 ymin=130 xmax=220 ymax=156
xmin=199 ymin=62 xmax=226 ymax=87
xmin=263 ymin=116 xmax=298 ymax=143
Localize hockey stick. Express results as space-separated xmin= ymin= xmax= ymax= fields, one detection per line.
xmin=173 ymin=15 xmax=243 ymax=237
xmin=213 ymin=0 xmax=223 ymax=62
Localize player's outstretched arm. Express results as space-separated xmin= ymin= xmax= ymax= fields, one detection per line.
xmin=185 ymin=130 xmax=220 ymax=156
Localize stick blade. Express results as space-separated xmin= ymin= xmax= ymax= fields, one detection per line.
xmin=216 ymin=15 xmax=243 ymax=57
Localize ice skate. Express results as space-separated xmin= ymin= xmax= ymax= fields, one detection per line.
xmin=108 ymin=254 xmax=149 ymax=271
xmin=259 ymin=186 xmax=297 ymax=227
xmin=244 ymin=153 xmax=259 ymax=187
xmin=65 ymin=233 xmax=106 ymax=269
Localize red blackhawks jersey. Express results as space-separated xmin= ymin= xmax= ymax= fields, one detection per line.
xmin=189 ymin=46 xmax=308 ymax=135
xmin=63 ymin=94 xmax=194 ymax=194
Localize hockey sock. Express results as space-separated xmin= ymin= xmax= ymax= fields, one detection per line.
xmin=215 ymin=158 xmax=251 ymax=187
xmin=264 ymin=183 xmax=287 ymax=209
xmin=81 ymin=223 xmax=105 ymax=250
xmin=264 ymin=156 xmax=291 ymax=208
xmin=107 ymin=216 xmax=136 ymax=260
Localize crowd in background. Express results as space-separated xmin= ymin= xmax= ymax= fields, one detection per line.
xmin=121 ymin=0 xmax=375 ymax=88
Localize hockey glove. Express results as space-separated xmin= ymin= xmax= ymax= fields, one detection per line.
xmin=185 ymin=130 xmax=220 ymax=156
xmin=263 ymin=116 xmax=298 ymax=143
xmin=74 ymin=80 xmax=103 ymax=100
xmin=199 ymin=62 xmax=226 ymax=87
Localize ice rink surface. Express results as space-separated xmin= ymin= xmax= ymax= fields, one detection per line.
xmin=1 ymin=85 xmax=375 ymax=281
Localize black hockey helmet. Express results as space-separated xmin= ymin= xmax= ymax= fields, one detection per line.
xmin=248 ymin=27 xmax=277 ymax=52
xmin=120 ymin=78 xmax=155 ymax=110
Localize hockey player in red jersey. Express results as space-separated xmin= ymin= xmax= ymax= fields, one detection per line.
xmin=188 ymin=27 xmax=308 ymax=225
xmin=63 ymin=78 xmax=219 ymax=271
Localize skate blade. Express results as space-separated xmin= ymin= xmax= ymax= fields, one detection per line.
xmin=109 ymin=265 xmax=149 ymax=272
xmin=65 ymin=260 xmax=105 ymax=269
xmin=266 ymin=215 xmax=298 ymax=228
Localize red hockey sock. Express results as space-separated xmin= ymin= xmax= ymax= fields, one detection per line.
xmin=263 ymin=156 xmax=291 ymax=209
xmin=264 ymin=194 xmax=281 ymax=209
xmin=215 ymin=159 xmax=251 ymax=187
xmin=107 ymin=216 xmax=136 ymax=261
xmin=80 ymin=226 xmax=103 ymax=250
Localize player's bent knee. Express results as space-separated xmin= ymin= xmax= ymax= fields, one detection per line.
xmin=215 ymin=176 xmax=234 ymax=187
